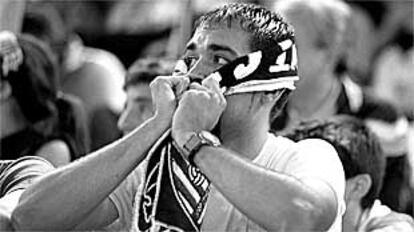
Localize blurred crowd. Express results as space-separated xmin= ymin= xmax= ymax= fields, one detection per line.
xmin=0 ymin=0 xmax=413 ymax=231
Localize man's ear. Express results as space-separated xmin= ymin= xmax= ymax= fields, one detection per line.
xmin=347 ymin=174 xmax=372 ymax=200
xmin=259 ymin=91 xmax=283 ymax=106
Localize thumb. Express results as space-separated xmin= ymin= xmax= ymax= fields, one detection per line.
xmin=202 ymin=72 xmax=226 ymax=94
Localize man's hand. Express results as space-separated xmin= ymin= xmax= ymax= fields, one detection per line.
xmin=150 ymin=75 xmax=189 ymax=127
xmin=0 ymin=31 xmax=23 ymax=77
xmin=172 ymin=76 xmax=226 ymax=149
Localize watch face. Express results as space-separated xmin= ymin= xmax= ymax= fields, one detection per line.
xmin=199 ymin=131 xmax=221 ymax=146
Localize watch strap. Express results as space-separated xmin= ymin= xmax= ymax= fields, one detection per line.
xmin=181 ymin=131 xmax=220 ymax=166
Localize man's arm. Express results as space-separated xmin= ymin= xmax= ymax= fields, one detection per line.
xmin=192 ymin=140 xmax=340 ymax=231
xmin=172 ymin=79 xmax=342 ymax=231
xmin=12 ymin=76 xmax=189 ymax=231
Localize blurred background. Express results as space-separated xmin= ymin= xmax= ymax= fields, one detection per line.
xmin=1 ymin=0 xmax=412 ymax=154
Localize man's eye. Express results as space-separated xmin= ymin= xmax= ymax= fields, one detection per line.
xmin=183 ymin=56 xmax=198 ymax=68
xmin=213 ymin=56 xmax=229 ymax=65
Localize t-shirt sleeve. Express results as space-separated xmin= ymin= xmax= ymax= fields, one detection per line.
xmin=0 ymin=156 xmax=54 ymax=197
xmin=107 ymin=163 xmax=145 ymax=230
xmin=284 ymin=139 xmax=346 ymax=220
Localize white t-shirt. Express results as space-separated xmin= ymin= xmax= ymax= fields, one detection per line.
xmin=107 ymin=133 xmax=346 ymax=231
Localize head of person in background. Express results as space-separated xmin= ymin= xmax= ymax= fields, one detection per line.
xmin=117 ymin=57 xmax=175 ymax=135
xmin=271 ymin=0 xmax=351 ymax=129
xmin=23 ymin=3 xmax=126 ymax=151
xmin=22 ymin=3 xmax=70 ymax=68
xmin=23 ymin=3 xmax=126 ymax=114
xmin=274 ymin=0 xmax=350 ymax=89
xmin=284 ymin=115 xmax=414 ymax=231
xmin=0 ymin=31 xmax=70 ymax=166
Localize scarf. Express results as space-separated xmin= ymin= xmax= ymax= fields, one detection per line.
xmin=137 ymin=39 xmax=298 ymax=232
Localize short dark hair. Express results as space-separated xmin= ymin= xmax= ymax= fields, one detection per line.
xmin=195 ymin=3 xmax=295 ymax=53
xmin=283 ymin=115 xmax=385 ymax=209
xmin=124 ymin=57 xmax=176 ymax=89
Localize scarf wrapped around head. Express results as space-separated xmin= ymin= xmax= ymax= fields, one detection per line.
xmin=174 ymin=38 xmax=299 ymax=95
xmin=137 ymin=39 xmax=299 ymax=232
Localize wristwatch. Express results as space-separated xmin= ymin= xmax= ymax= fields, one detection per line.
xmin=182 ymin=131 xmax=221 ymax=166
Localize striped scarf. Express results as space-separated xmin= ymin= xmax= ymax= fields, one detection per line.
xmin=137 ymin=39 xmax=298 ymax=232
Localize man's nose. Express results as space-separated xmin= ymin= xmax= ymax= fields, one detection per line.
xmin=186 ymin=58 xmax=209 ymax=83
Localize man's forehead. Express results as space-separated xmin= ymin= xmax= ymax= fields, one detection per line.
xmin=186 ymin=28 xmax=251 ymax=55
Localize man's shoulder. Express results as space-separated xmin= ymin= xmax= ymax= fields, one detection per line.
xmin=269 ymin=134 xmax=296 ymax=146
xmin=263 ymin=135 xmax=340 ymax=170
xmin=291 ymin=137 xmax=337 ymax=154
xmin=265 ymin=134 xmax=297 ymax=156
xmin=267 ymin=135 xmax=337 ymax=158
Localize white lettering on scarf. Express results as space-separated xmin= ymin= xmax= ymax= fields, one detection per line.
xmin=233 ymin=51 xmax=262 ymax=80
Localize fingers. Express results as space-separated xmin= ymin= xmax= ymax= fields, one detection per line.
xmin=182 ymin=81 xmax=226 ymax=110
xmin=189 ymin=82 xmax=206 ymax=91
xmin=151 ymin=75 xmax=190 ymax=95
xmin=173 ymin=76 xmax=190 ymax=98
xmin=0 ymin=31 xmax=23 ymax=76
xmin=151 ymin=74 xmax=225 ymax=108
xmin=5 ymin=48 xmax=23 ymax=72
xmin=201 ymin=74 xmax=226 ymax=107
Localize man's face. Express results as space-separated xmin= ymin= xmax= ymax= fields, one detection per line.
xmin=181 ymin=25 xmax=258 ymax=127
xmin=118 ymin=83 xmax=154 ymax=135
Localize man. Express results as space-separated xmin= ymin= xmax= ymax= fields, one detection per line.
xmin=0 ymin=157 xmax=54 ymax=231
xmin=284 ymin=115 xmax=414 ymax=231
xmin=12 ymin=4 xmax=345 ymax=231
xmin=273 ymin=0 xmax=412 ymax=215
xmin=117 ymin=57 xmax=175 ymax=135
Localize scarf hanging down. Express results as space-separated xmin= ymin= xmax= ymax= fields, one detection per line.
xmin=137 ymin=39 xmax=299 ymax=232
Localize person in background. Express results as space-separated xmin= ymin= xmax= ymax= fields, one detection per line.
xmin=284 ymin=115 xmax=414 ymax=231
xmin=273 ymin=0 xmax=413 ymax=215
xmin=0 ymin=156 xmax=54 ymax=231
xmin=0 ymin=31 xmax=87 ymax=165
xmin=23 ymin=3 xmax=126 ymax=150
xmin=118 ymin=57 xmax=175 ymax=135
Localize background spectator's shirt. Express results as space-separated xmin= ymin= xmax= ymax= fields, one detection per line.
xmin=0 ymin=156 xmax=54 ymax=197
xmin=359 ymin=200 xmax=414 ymax=232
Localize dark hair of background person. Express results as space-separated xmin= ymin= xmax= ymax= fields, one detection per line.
xmin=22 ymin=3 xmax=69 ymax=65
xmin=124 ymin=57 xmax=176 ymax=89
xmin=283 ymin=115 xmax=386 ymax=210
xmin=1 ymin=34 xmax=89 ymax=159
xmin=3 ymin=34 xmax=59 ymax=124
